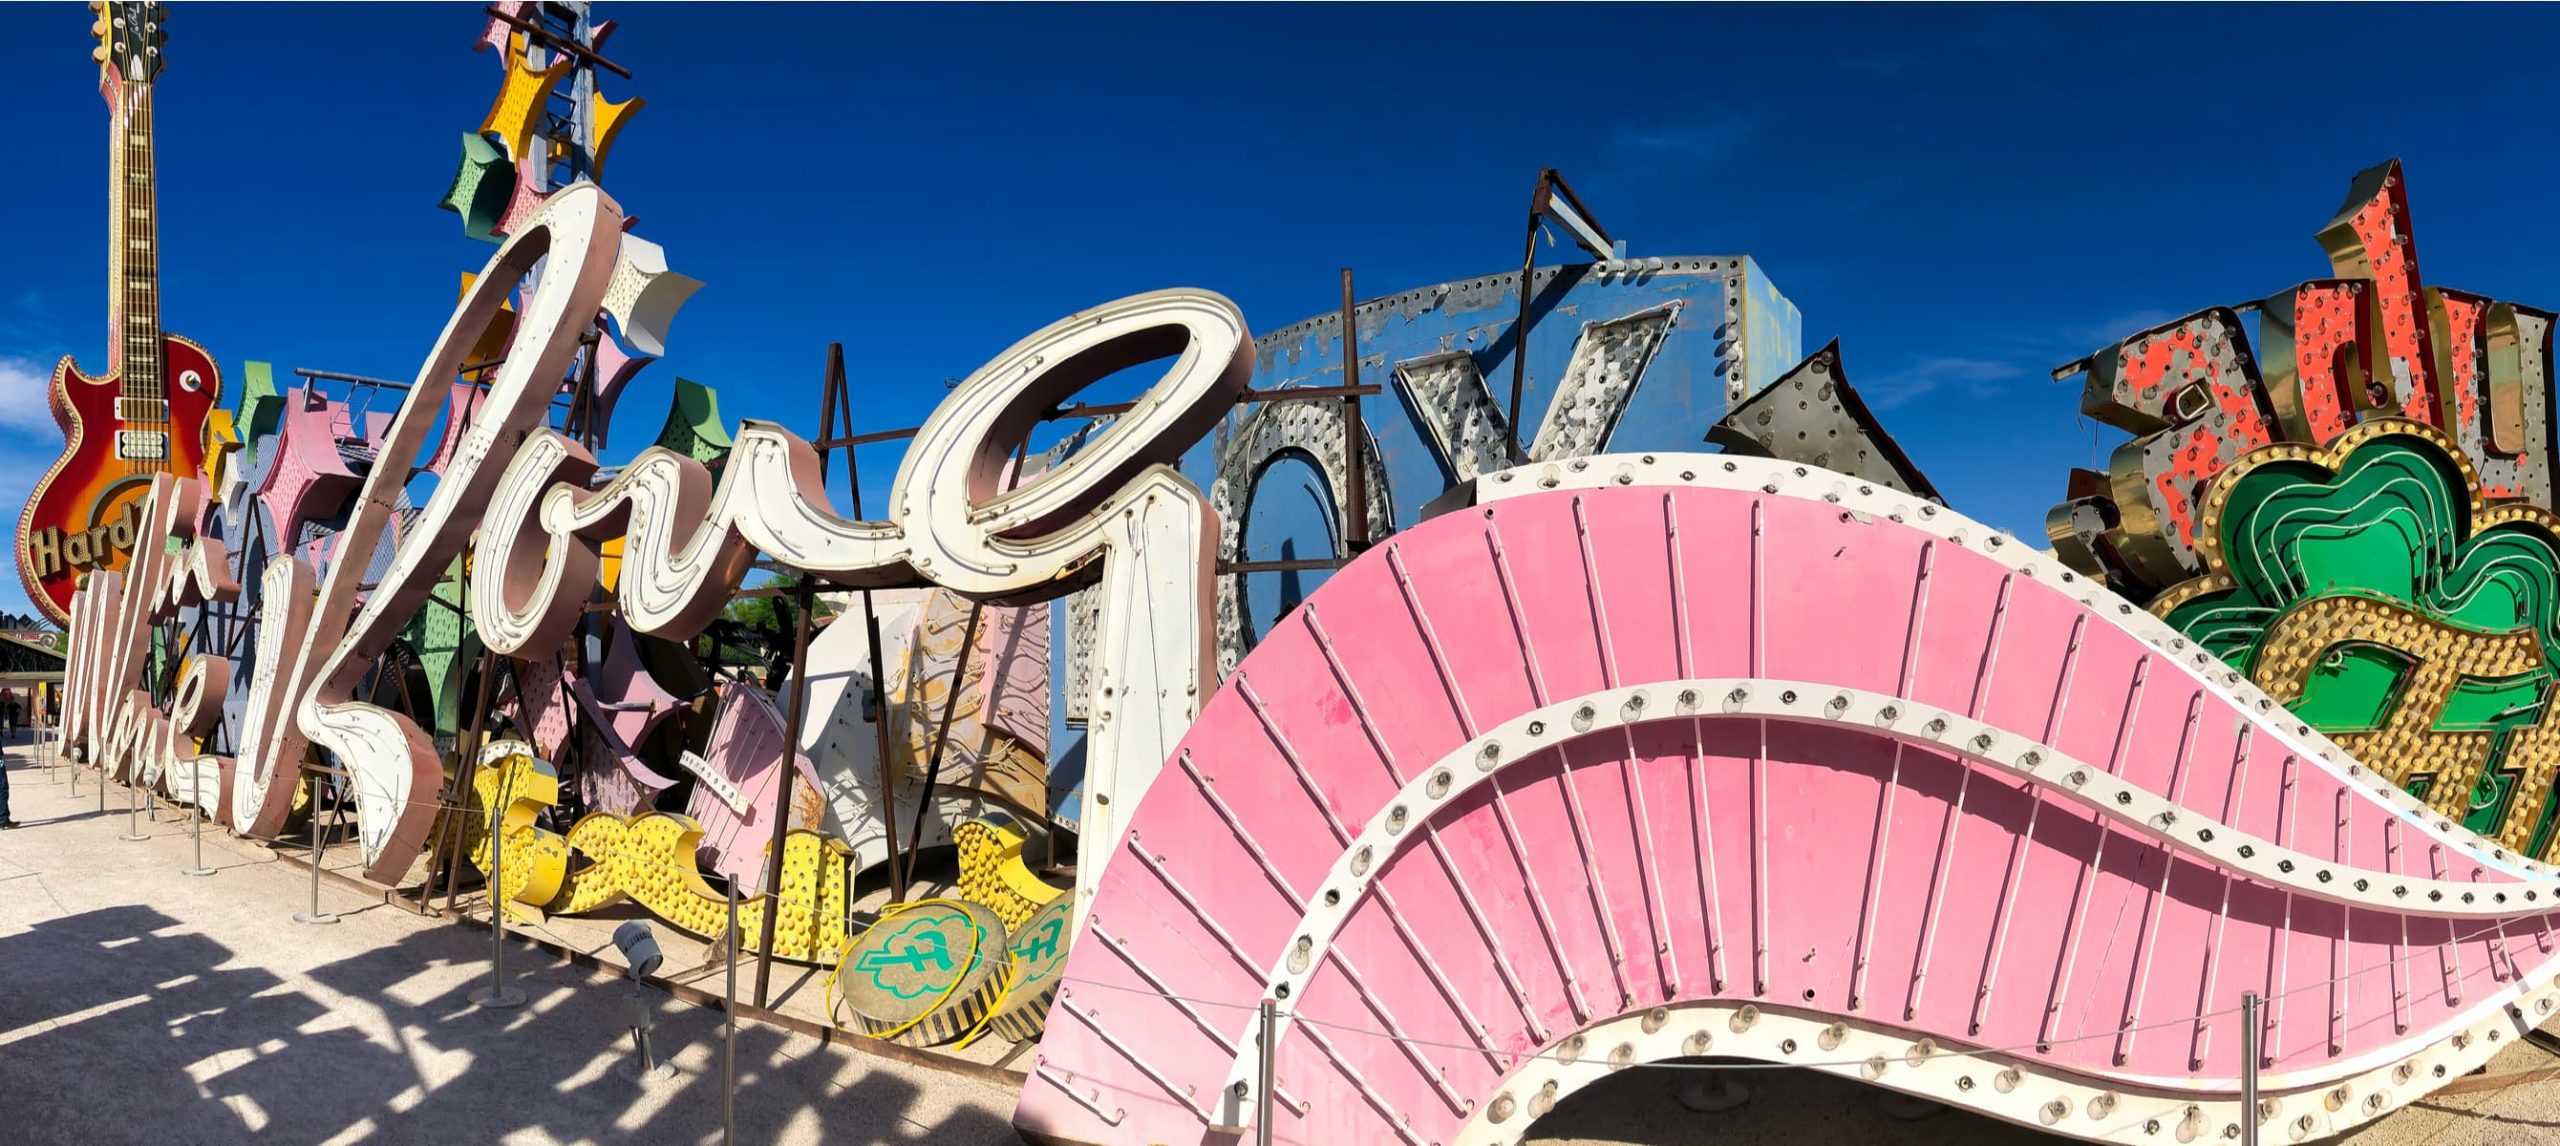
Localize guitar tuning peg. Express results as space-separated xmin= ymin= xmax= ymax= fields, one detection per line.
xmin=91 ymin=44 xmax=109 ymax=63
xmin=91 ymin=17 xmax=108 ymax=37
xmin=86 ymin=0 xmax=103 ymax=11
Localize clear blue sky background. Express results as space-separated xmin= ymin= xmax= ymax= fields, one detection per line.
xmin=5 ymin=3 xmax=2559 ymax=624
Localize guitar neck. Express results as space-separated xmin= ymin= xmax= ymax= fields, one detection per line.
xmin=112 ymin=80 xmax=161 ymax=405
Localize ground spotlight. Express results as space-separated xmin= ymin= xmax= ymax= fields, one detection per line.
xmin=612 ymin=921 xmax=676 ymax=1083
xmin=614 ymin=920 xmax=665 ymax=980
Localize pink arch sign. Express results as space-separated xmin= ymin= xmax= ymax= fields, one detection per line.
xmin=1018 ymin=453 xmax=2560 ymax=1145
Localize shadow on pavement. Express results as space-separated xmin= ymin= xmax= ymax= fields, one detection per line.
xmin=0 ymin=903 xmax=1020 ymax=1145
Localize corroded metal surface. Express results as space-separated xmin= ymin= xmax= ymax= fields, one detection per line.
xmin=1707 ymin=339 xmax=1941 ymax=500
xmin=2053 ymin=161 xmax=2557 ymax=603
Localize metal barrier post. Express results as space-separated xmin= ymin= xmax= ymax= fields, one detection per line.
xmin=181 ymin=764 xmax=214 ymax=877
xmin=1256 ymin=999 xmax=1277 ymax=1146
xmin=724 ymin=883 xmax=740 ymax=1146
xmin=2240 ymin=992 xmax=2260 ymax=1146
xmin=118 ymin=771 xmax=146 ymax=842
xmin=294 ymin=774 xmax=339 ymax=925
xmin=469 ymin=768 xmax=527 ymax=1009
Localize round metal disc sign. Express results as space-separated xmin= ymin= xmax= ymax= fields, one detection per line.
xmin=836 ymin=898 xmax=1008 ymax=1045
xmin=982 ymin=896 xmax=1072 ymax=1043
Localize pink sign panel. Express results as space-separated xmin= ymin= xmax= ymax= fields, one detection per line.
xmin=1019 ymin=458 xmax=2560 ymax=1146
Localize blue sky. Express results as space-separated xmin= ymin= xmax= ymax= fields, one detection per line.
xmin=5 ymin=3 xmax=2559 ymax=623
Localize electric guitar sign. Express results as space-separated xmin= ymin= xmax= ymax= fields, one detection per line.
xmin=17 ymin=0 xmax=224 ymax=625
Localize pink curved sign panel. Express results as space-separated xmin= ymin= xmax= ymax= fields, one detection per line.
xmin=1018 ymin=457 xmax=2560 ymax=1145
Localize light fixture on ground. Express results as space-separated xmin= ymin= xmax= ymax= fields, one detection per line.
xmin=614 ymin=920 xmax=676 ymax=1083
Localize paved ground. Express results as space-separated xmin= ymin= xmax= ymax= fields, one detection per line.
xmin=0 ymin=737 xmax=1021 ymax=1146
xmin=11 ymin=732 xmax=2560 ymax=1146
xmin=1523 ymin=1060 xmax=2560 ymax=1146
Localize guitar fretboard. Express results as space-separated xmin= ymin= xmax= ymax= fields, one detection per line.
xmin=114 ymin=81 xmax=163 ymax=419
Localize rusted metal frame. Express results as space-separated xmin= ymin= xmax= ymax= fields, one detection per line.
xmin=812 ymin=385 xmax=1384 ymax=452
xmin=818 ymin=393 xmax=1120 ymax=449
xmin=296 ymin=761 xmax=372 ymax=909
xmin=898 ymin=434 xmax=1033 ymax=890
xmin=757 ymin=344 xmax=887 ymax=1007
xmin=1506 ymin=177 xmax=1550 ymax=464
xmin=1216 ymin=557 xmax=1349 ymax=576
xmin=435 ymin=644 xmax=506 ymax=914
xmin=534 ymin=337 xmax=609 ymax=828
xmin=1341 ymin=269 xmax=1371 ymax=554
xmin=902 ymin=605 xmax=983 ymax=889
xmin=550 ymin=644 xmax=585 ymax=806
xmin=333 ymin=628 xmax=452 ymax=916
xmin=1505 ymin=168 xmax=1617 ymax=463
xmin=151 ymin=616 xmax=184 ymax=705
xmin=1538 ymin=168 xmax=1614 ymax=254
xmin=292 ymin=362 xmax=520 ymax=394
xmin=1245 ymin=383 xmax=1383 ymax=403
xmin=555 ymin=328 xmax=605 ymax=444
xmin=212 ymin=493 xmax=283 ymax=660
xmin=482 ymin=5 xmax=634 ymax=79
xmin=428 ymin=334 xmax=599 ymax=919
xmin=836 ymin=370 xmax=911 ymax=912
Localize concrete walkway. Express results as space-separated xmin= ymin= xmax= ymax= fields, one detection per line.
xmin=0 ymin=737 xmax=1022 ymax=1146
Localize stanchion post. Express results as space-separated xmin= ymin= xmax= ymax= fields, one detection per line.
xmin=294 ymin=767 xmax=339 ymax=925
xmin=182 ymin=764 xmax=214 ymax=877
xmin=436 ymin=644 xmax=503 ymax=914
xmin=724 ymin=883 xmax=739 ymax=1146
xmin=119 ymin=769 xmax=146 ymax=842
xmin=1256 ymin=998 xmax=1277 ymax=1146
xmin=2240 ymin=992 xmax=2260 ymax=1146
xmin=470 ymin=763 xmax=527 ymax=1010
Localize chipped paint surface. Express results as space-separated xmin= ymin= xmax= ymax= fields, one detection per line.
xmin=1048 ymin=258 xmax=1798 ymax=820
xmin=2055 ymin=161 xmax=2560 ymax=601
xmin=1706 ymin=339 xmax=1940 ymax=499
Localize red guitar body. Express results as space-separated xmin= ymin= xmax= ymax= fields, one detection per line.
xmin=15 ymin=338 xmax=223 ymax=623
xmin=20 ymin=3 xmax=223 ymax=626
